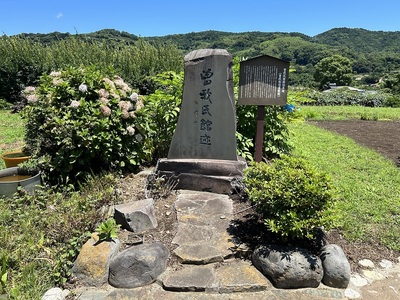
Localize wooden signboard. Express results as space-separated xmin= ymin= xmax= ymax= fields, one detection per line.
xmin=238 ymin=55 xmax=289 ymax=106
xmin=238 ymin=55 xmax=290 ymax=162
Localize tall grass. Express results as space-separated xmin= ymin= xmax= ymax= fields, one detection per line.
xmin=0 ymin=35 xmax=183 ymax=103
xmin=289 ymin=122 xmax=400 ymax=250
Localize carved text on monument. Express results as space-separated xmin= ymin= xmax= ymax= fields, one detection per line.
xmin=198 ymin=68 xmax=214 ymax=146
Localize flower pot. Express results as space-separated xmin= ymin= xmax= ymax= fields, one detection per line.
xmin=1 ymin=150 xmax=31 ymax=168
xmin=0 ymin=167 xmax=41 ymax=198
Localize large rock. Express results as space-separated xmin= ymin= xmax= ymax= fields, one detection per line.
xmin=108 ymin=242 xmax=169 ymax=288
xmin=71 ymin=233 xmax=120 ymax=287
xmin=114 ymin=198 xmax=157 ymax=233
xmin=252 ymin=244 xmax=323 ymax=289
xmin=320 ymin=244 xmax=351 ymax=288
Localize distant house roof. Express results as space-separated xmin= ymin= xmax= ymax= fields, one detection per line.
xmin=324 ymin=85 xmax=365 ymax=93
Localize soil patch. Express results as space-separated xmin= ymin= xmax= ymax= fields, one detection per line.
xmin=309 ymin=120 xmax=400 ymax=167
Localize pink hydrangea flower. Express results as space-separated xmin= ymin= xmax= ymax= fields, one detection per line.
xmin=103 ymin=78 xmax=115 ymax=89
xmin=98 ymin=88 xmax=109 ymax=98
xmin=70 ymin=100 xmax=80 ymax=108
xmin=118 ymin=101 xmax=133 ymax=111
xmin=121 ymin=110 xmax=129 ymax=119
xmin=100 ymin=105 xmax=111 ymax=117
xmin=135 ymin=99 xmax=144 ymax=110
xmin=99 ymin=97 xmax=109 ymax=105
xmin=27 ymin=94 xmax=38 ymax=103
xmin=24 ymin=86 xmax=36 ymax=94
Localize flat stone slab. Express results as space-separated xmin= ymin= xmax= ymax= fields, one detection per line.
xmin=213 ymin=260 xmax=272 ymax=293
xmin=162 ymin=260 xmax=271 ymax=293
xmin=175 ymin=191 xmax=232 ymax=217
xmin=76 ymin=283 xmax=347 ymax=300
xmin=171 ymin=191 xmax=235 ymax=263
xmin=163 ymin=266 xmax=215 ymax=292
xmin=173 ymin=244 xmax=225 ymax=264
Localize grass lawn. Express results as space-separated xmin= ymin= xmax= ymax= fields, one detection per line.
xmin=289 ymin=121 xmax=400 ymax=250
xmin=297 ymin=105 xmax=400 ymax=121
xmin=0 ymin=110 xmax=25 ymax=169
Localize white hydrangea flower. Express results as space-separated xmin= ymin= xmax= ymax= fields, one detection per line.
xmin=135 ymin=133 xmax=143 ymax=142
xmin=126 ymin=126 xmax=135 ymax=136
xmin=79 ymin=84 xmax=88 ymax=93
xmin=130 ymin=92 xmax=138 ymax=102
xmin=50 ymin=71 xmax=61 ymax=77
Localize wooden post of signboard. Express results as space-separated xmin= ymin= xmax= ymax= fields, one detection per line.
xmin=255 ymin=105 xmax=265 ymax=162
xmin=238 ymin=55 xmax=290 ymax=162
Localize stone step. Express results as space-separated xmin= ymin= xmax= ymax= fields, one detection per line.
xmin=161 ymin=260 xmax=272 ymax=293
xmin=171 ymin=190 xmax=235 ymax=265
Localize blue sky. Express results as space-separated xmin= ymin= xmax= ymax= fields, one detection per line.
xmin=1 ymin=0 xmax=399 ymax=37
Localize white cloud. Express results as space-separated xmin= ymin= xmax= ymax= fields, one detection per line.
xmin=56 ymin=13 xmax=63 ymax=19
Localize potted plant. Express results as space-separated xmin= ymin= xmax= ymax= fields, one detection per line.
xmin=1 ymin=150 xmax=31 ymax=168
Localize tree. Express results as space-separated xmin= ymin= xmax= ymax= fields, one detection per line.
xmin=314 ymin=55 xmax=353 ymax=89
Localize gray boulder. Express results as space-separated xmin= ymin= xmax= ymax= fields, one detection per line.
xmin=108 ymin=242 xmax=169 ymax=288
xmin=252 ymin=244 xmax=323 ymax=289
xmin=114 ymin=198 xmax=157 ymax=233
xmin=320 ymin=244 xmax=351 ymax=288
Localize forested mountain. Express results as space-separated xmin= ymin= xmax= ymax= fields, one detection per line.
xmin=11 ymin=27 xmax=400 ymax=86
xmin=314 ymin=28 xmax=400 ymax=52
xmin=18 ymin=29 xmax=139 ymax=45
xmin=18 ymin=27 xmax=400 ymax=55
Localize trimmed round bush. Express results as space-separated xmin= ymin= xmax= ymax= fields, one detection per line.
xmin=244 ymin=155 xmax=335 ymax=240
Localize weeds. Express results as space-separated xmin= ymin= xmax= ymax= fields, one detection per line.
xmin=0 ymin=173 xmax=120 ymax=298
xmin=145 ymin=172 xmax=179 ymax=200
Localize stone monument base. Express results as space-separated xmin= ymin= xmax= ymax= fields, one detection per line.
xmin=155 ymin=158 xmax=247 ymax=195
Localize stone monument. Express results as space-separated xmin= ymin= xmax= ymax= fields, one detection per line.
xmin=156 ymin=49 xmax=246 ymax=194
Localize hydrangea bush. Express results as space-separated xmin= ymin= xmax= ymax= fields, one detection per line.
xmin=22 ymin=66 xmax=147 ymax=186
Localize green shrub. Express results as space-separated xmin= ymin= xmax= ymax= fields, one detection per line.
xmin=305 ymin=88 xmax=390 ymax=107
xmin=236 ymin=105 xmax=292 ymax=160
xmin=136 ymin=71 xmax=183 ymax=162
xmin=384 ymin=95 xmax=400 ymax=107
xmin=244 ymin=155 xmax=335 ymax=240
xmin=21 ymin=66 xmax=147 ymax=186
